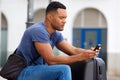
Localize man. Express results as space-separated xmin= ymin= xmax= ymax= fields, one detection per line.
xmin=17 ymin=1 xmax=100 ymax=80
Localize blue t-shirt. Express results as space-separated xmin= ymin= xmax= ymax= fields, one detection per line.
xmin=16 ymin=22 xmax=64 ymax=66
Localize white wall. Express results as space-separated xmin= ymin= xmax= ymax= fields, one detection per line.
xmin=58 ymin=0 xmax=120 ymax=53
xmin=1 ymin=0 xmax=27 ymax=54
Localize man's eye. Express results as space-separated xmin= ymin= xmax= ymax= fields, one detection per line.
xmin=60 ymin=17 xmax=63 ymax=19
xmin=60 ymin=17 xmax=65 ymax=19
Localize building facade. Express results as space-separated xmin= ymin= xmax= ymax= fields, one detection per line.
xmin=1 ymin=0 xmax=120 ymax=77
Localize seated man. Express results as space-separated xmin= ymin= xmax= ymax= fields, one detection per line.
xmin=17 ymin=1 xmax=100 ymax=80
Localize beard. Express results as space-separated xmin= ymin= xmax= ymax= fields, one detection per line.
xmin=54 ymin=26 xmax=64 ymax=31
xmin=51 ymin=23 xmax=64 ymax=31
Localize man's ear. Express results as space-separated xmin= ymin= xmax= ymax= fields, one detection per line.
xmin=47 ymin=14 xmax=53 ymax=21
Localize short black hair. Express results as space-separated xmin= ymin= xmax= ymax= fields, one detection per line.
xmin=46 ymin=1 xmax=66 ymax=15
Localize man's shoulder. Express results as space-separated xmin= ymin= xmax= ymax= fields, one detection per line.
xmin=26 ymin=22 xmax=46 ymax=32
xmin=28 ymin=22 xmax=44 ymax=29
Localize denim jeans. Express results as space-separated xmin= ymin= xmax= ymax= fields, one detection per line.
xmin=17 ymin=65 xmax=72 ymax=80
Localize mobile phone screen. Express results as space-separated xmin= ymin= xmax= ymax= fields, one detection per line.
xmin=94 ymin=44 xmax=101 ymax=51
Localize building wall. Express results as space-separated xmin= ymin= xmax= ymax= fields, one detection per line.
xmin=1 ymin=0 xmax=120 ymax=76
xmin=1 ymin=0 xmax=27 ymax=54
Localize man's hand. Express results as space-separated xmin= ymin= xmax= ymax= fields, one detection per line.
xmin=90 ymin=46 xmax=101 ymax=58
xmin=81 ymin=49 xmax=99 ymax=60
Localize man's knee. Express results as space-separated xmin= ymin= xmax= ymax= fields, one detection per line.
xmin=58 ymin=65 xmax=71 ymax=74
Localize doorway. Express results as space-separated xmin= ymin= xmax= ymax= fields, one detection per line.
xmin=73 ymin=8 xmax=107 ymax=64
xmin=1 ymin=13 xmax=8 ymax=67
xmin=81 ymin=28 xmax=102 ymax=57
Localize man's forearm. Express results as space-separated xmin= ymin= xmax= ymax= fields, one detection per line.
xmin=71 ymin=47 xmax=87 ymax=55
xmin=47 ymin=53 xmax=88 ymax=65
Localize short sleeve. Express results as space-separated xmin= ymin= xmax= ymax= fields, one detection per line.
xmin=30 ymin=28 xmax=50 ymax=43
xmin=55 ymin=32 xmax=64 ymax=44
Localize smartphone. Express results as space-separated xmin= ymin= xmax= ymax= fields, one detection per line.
xmin=94 ymin=44 xmax=101 ymax=51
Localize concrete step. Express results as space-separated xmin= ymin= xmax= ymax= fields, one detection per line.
xmin=0 ymin=76 xmax=7 ymax=80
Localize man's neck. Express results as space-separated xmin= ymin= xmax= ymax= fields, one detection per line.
xmin=44 ymin=20 xmax=55 ymax=35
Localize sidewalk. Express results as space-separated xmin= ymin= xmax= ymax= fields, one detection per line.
xmin=107 ymin=76 xmax=120 ymax=80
